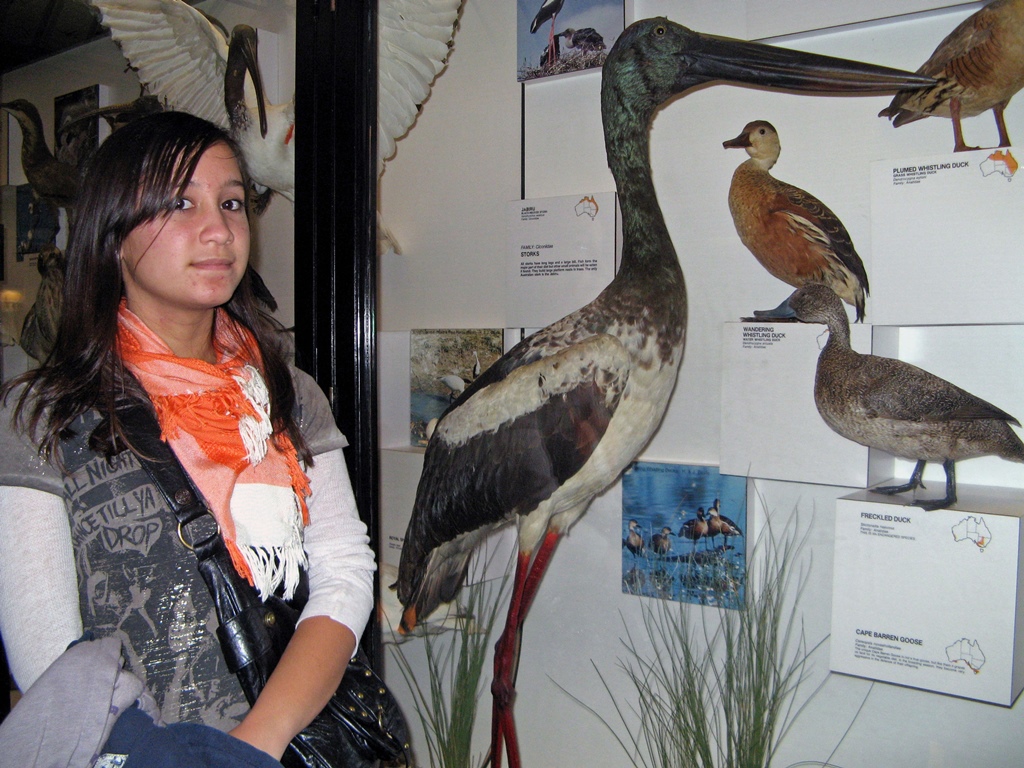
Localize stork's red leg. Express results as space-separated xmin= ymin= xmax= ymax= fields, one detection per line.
xmin=547 ymin=15 xmax=558 ymax=67
xmin=490 ymin=530 xmax=561 ymax=768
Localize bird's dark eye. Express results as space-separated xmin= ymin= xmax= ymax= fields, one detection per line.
xmin=654 ymin=25 xmax=666 ymax=36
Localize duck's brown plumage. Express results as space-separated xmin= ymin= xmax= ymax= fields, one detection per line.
xmin=787 ymin=283 xmax=1024 ymax=510
xmin=879 ymin=0 xmax=1024 ymax=151
xmin=725 ymin=120 xmax=869 ymax=321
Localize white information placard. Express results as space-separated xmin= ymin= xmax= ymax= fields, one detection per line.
xmin=506 ymin=192 xmax=617 ymax=328
xmin=720 ymin=321 xmax=871 ymax=486
xmin=870 ymin=149 xmax=1023 ymax=325
xmin=831 ymin=489 xmax=1024 ymax=706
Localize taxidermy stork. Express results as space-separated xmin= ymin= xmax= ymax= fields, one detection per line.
xmin=395 ymin=16 xmax=933 ymax=768
xmin=92 ymin=0 xmax=461 ymax=224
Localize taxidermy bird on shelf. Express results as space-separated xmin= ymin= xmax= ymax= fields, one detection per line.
xmin=60 ymin=93 xmax=164 ymax=135
xmin=878 ymin=0 xmax=1024 ymax=152
xmin=395 ymin=16 xmax=933 ymax=768
xmin=1 ymin=99 xmax=80 ymax=215
xmin=724 ymin=120 xmax=870 ymax=321
xmin=784 ymin=284 xmax=1024 ymax=511
xmin=92 ymin=0 xmax=292 ymax=213
xmin=93 ymin=0 xmax=461 ymax=235
xmin=19 ymin=245 xmax=65 ymax=363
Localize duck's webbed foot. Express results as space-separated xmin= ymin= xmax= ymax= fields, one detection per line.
xmin=875 ymin=459 xmax=927 ymax=495
xmin=914 ymin=460 xmax=956 ymax=512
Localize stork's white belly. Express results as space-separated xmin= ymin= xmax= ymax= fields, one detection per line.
xmin=520 ymin=339 xmax=682 ymax=551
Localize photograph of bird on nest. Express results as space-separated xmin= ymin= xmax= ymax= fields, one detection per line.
xmin=621 ymin=462 xmax=747 ymax=609
xmin=517 ymin=0 xmax=622 ymax=81
xmin=409 ymin=328 xmax=504 ymax=447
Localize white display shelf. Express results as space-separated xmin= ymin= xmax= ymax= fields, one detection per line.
xmin=830 ymin=487 xmax=1024 ymax=706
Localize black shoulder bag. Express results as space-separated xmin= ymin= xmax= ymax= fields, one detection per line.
xmin=120 ymin=403 xmax=411 ymax=768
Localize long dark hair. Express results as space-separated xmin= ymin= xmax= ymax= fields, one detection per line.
xmin=3 ymin=111 xmax=309 ymax=463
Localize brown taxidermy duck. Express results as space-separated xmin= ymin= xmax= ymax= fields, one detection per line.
xmin=784 ymin=283 xmax=1024 ymax=511
xmin=725 ymin=120 xmax=870 ymax=321
xmin=879 ymin=0 xmax=1024 ymax=151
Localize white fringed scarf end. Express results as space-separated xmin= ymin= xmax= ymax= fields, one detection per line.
xmin=230 ymin=483 xmax=309 ymax=600
xmin=235 ymin=364 xmax=272 ymax=465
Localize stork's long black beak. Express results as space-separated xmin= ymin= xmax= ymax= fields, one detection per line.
xmin=682 ymin=30 xmax=935 ymax=94
xmin=226 ymin=25 xmax=269 ymax=138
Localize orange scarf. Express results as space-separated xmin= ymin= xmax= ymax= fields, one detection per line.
xmin=118 ymin=304 xmax=311 ymax=599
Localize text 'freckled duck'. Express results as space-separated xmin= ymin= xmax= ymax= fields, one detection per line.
xmin=724 ymin=120 xmax=870 ymax=322
xmin=784 ymin=283 xmax=1024 ymax=511
xmin=879 ymin=0 xmax=1024 ymax=152
xmin=395 ymin=18 xmax=932 ymax=768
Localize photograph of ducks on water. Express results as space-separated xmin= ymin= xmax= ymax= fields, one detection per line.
xmin=783 ymin=284 xmax=1024 ymax=511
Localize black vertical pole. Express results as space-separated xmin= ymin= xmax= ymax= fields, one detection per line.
xmin=295 ymin=0 xmax=380 ymax=665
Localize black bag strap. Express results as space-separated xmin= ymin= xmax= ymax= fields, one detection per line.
xmin=118 ymin=402 xmax=294 ymax=698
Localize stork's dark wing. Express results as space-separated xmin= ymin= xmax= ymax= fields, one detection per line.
xmin=396 ymin=333 xmax=630 ymax=624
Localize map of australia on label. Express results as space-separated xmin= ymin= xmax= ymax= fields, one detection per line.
xmin=946 ymin=638 xmax=986 ymax=673
xmin=951 ymin=515 xmax=992 ymax=550
xmin=980 ymin=149 xmax=1018 ymax=180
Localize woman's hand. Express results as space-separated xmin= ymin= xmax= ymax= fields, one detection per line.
xmin=228 ymin=615 xmax=357 ymax=759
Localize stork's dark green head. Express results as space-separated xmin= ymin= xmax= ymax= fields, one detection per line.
xmin=602 ymin=16 xmax=936 ymax=123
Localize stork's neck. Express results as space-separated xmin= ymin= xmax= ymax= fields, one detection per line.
xmin=603 ymin=102 xmax=681 ymax=285
xmin=15 ymin=110 xmax=52 ymax=165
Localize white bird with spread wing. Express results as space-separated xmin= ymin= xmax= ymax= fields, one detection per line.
xmin=92 ymin=0 xmax=461 ymax=231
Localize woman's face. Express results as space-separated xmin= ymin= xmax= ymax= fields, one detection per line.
xmin=120 ymin=142 xmax=250 ymax=328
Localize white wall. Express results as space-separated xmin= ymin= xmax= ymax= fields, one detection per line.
xmin=379 ymin=2 xmax=1024 ymax=767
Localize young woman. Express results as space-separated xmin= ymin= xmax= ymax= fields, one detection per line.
xmin=0 ymin=112 xmax=375 ymax=761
